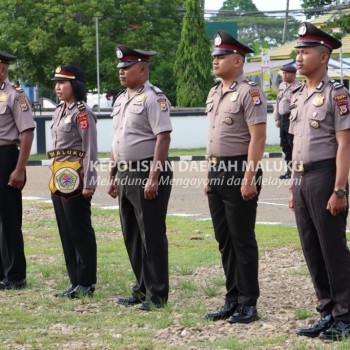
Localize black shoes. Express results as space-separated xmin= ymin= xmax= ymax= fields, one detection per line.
xmin=297 ymin=314 xmax=334 ymax=338
xmin=66 ymin=285 xmax=95 ymax=299
xmin=0 ymin=278 xmax=26 ymax=290
xmin=279 ymin=171 xmax=291 ymax=179
xmin=54 ymin=284 xmax=77 ymax=297
xmin=139 ymin=300 xmax=163 ymax=311
xmin=204 ymin=302 xmax=238 ymax=321
xmin=116 ymin=295 xmax=144 ymax=307
xmin=227 ymin=304 xmax=258 ymax=324
xmin=319 ymin=321 xmax=350 ymax=341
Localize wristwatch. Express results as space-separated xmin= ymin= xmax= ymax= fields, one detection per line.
xmin=334 ymin=189 xmax=347 ymax=198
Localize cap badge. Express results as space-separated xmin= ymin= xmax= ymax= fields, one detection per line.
xmin=214 ymin=34 xmax=222 ymax=46
xmin=224 ymin=117 xmax=233 ymax=125
xmin=116 ymin=48 xmax=123 ymax=59
xmin=298 ymin=23 xmax=307 ymax=36
xmin=230 ymin=91 xmax=238 ymax=102
xmin=312 ymin=94 xmax=325 ymax=107
xmin=310 ymin=120 xmax=320 ymax=128
xmin=55 ymin=66 xmax=62 ymax=74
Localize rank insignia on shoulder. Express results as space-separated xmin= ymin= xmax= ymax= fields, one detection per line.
xmin=157 ymin=98 xmax=168 ymax=112
xmin=249 ymin=89 xmax=262 ymax=105
xmin=245 ymin=79 xmax=258 ymax=86
xmin=77 ymin=101 xmax=86 ymax=111
xmin=16 ymin=95 xmax=29 ymax=112
xmin=330 ymin=80 xmax=343 ymax=90
xmin=77 ymin=112 xmax=89 ymax=129
xmin=13 ymin=85 xmax=24 ymax=93
xmin=150 ymin=84 xmax=164 ymax=95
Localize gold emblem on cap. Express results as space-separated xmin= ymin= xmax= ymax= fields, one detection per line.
xmin=299 ymin=23 xmax=307 ymax=36
xmin=55 ymin=66 xmax=62 ymax=74
xmin=230 ymin=91 xmax=238 ymax=102
xmin=310 ymin=120 xmax=320 ymax=128
xmin=0 ymin=93 xmax=7 ymax=102
xmin=136 ymin=93 xmax=145 ymax=102
xmin=224 ymin=117 xmax=233 ymax=125
xmin=214 ymin=34 xmax=222 ymax=46
xmin=116 ymin=48 xmax=123 ymax=59
xmin=312 ymin=94 xmax=325 ymax=107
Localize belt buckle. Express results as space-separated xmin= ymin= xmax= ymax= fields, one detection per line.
xmin=209 ymin=156 xmax=218 ymax=165
xmin=296 ymin=164 xmax=304 ymax=173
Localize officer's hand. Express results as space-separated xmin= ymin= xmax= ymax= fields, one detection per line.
xmin=204 ymin=181 xmax=209 ymax=196
xmin=108 ymin=184 xmax=119 ymax=199
xmin=327 ymin=194 xmax=347 ymax=216
xmin=288 ymin=188 xmax=294 ymax=211
xmin=8 ymin=168 xmax=25 ymax=189
xmin=275 ymin=120 xmax=281 ymax=128
xmin=241 ymin=181 xmax=258 ymax=201
xmin=82 ymin=188 xmax=94 ymax=199
xmin=144 ymin=177 xmax=158 ymax=200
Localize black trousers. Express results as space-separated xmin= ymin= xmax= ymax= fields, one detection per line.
xmin=52 ymin=193 xmax=97 ymax=286
xmin=293 ymin=167 xmax=350 ymax=321
xmin=280 ymin=113 xmax=293 ymax=164
xmin=207 ymin=162 xmax=262 ymax=306
xmin=117 ymin=167 xmax=172 ymax=304
xmin=0 ymin=145 xmax=26 ymax=281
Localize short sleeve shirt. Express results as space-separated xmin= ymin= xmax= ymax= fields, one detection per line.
xmin=289 ymin=75 xmax=350 ymax=164
xmin=206 ymin=74 xmax=267 ymax=157
xmin=0 ymin=79 xmax=35 ymax=145
xmin=111 ymin=80 xmax=172 ymax=163
xmin=50 ymin=101 xmax=98 ymax=188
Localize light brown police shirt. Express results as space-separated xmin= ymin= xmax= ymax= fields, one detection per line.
xmin=111 ymin=80 xmax=172 ymax=163
xmin=206 ymin=74 xmax=267 ymax=157
xmin=0 ymin=78 xmax=35 ymax=146
xmin=289 ymin=75 xmax=350 ymax=164
xmin=50 ymin=101 xmax=98 ymax=188
xmin=272 ymin=80 xmax=301 ymax=120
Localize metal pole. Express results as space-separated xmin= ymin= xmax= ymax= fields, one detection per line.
xmin=95 ymin=17 xmax=101 ymax=114
xmin=340 ymin=46 xmax=343 ymax=85
xmin=282 ymin=0 xmax=290 ymax=43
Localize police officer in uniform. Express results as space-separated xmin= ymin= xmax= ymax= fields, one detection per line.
xmin=204 ymin=32 xmax=266 ymax=323
xmin=108 ymin=44 xmax=172 ymax=311
xmin=49 ymin=65 xmax=97 ymax=298
xmin=289 ymin=22 xmax=350 ymax=341
xmin=273 ymin=64 xmax=300 ymax=179
xmin=0 ymin=51 xmax=35 ymax=290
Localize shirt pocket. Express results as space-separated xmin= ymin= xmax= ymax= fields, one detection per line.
xmin=308 ymin=110 xmax=326 ymax=134
xmin=111 ymin=104 xmax=121 ymax=129
xmin=221 ymin=104 xmax=240 ymax=130
xmin=289 ymin=109 xmax=299 ymax=134
xmin=126 ymin=103 xmax=146 ymax=128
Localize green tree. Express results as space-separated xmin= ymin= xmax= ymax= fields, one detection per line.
xmin=212 ymin=0 xmax=300 ymax=50
xmin=174 ymin=0 xmax=213 ymax=107
xmin=301 ymin=0 xmax=334 ymax=18
xmin=0 ymin=0 xmax=183 ymax=103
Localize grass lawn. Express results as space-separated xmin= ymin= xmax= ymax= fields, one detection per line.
xmin=2 ymin=201 xmax=349 ymax=349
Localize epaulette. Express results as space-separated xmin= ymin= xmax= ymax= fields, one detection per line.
xmin=211 ymin=80 xmax=221 ymax=89
xmin=244 ymin=79 xmax=258 ymax=86
xmin=329 ymin=80 xmax=343 ymax=90
xmin=292 ymin=84 xmax=303 ymax=94
xmin=12 ymin=84 xmax=24 ymax=93
xmin=76 ymin=101 xmax=86 ymax=111
xmin=150 ymin=84 xmax=164 ymax=95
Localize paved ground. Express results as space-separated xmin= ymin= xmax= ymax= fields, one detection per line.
xmin=23 ymin=157 xmax=349 ymax=229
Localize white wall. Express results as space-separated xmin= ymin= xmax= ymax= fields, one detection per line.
xmin=36 ymin=109 xmax=279 ymax=154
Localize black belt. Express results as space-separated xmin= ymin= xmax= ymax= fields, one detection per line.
xmin=280 ymin=113 xmax=291 ymax=118
xmin=208 ymin=155 xmax=247 ymax=165
xmin=295 ymin=158 xmax=336 ymax=173
xmin=0 ymin=144 xmax=18 ymax=150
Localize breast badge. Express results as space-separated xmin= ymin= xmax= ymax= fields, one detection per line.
xmin=230 ymin=91 xmax=238 ymax=102
xmin=136 ymin=93 xmax=145 ymax=102
xmin=64 ymin=115 xmax=72 ymax=124
xmin=312 ymin=94 xmax=325 ymax=107
xmin=310 ymin=120 xmax=320 ymax=129
xmin=0 ymin=93 xmax=7 ymax=102
xmin=224 ymin=117 xmax=233 ymax=125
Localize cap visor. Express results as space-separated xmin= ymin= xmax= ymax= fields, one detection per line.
xmin=117 ymin=61 xmax=137 ymax=68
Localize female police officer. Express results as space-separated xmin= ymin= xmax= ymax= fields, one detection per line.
xmin=49 ymin=65 xmax=97 ymax=298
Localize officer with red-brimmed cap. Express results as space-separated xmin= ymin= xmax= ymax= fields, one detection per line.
xmin=273 ymin=64 xmax=300 ymax=179
xmin=204 ymin=31 xmax=266 ymax=324
xmin=108 ymin=44 xmax=172 ymax=311
xmin=288 ymin=22 xmax=350 ymax=341
xmin=0 ymin=50 xmax=35 ymax=290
